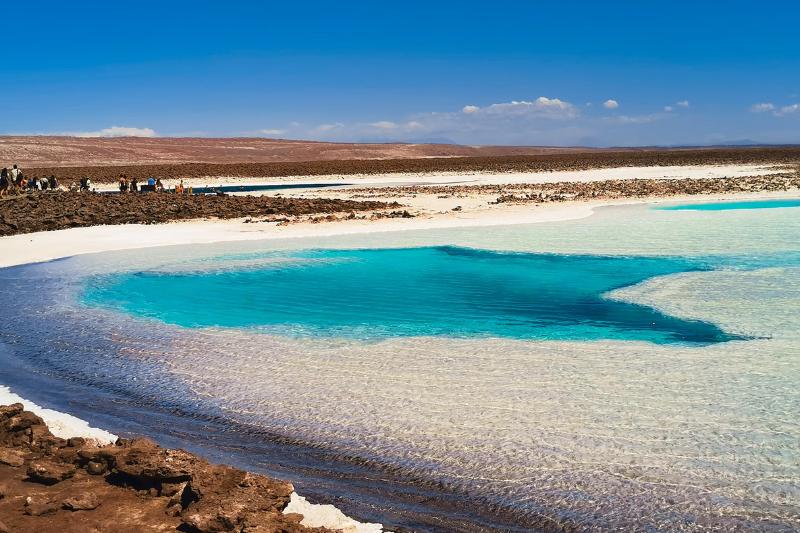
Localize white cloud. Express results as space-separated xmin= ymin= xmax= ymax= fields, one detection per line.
xmin=258 ymin=129 xmax=285 ymax=135
xmin=603 ymin=99 xmax=619 ymax=109
xmin=750 ymin=101 xmax=800 ymax=116
xmin=751 ymin=102 xmax=775 ymax=113
xmin=73 ymin=126 xmax=156 ymax=137
xmin=463 ymin=97 xmax=578 ymax=119
xmin=777 ymin=103 xmax=800 ymax=116
xmin=369 ymin=121 xmax=398 ymax=129
xmin=315 ymin=123 xmax=344 ymax=132
xmin=606 ymin=113 xmax=664 ymax=125
xmin=665 ymin=100 xmax=689 ymax=112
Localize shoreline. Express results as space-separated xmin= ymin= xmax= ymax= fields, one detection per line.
xmin=0 ymin=385 xmax=386 ymax=532
xmin=2 ymin=188 xmax=799 ymax=269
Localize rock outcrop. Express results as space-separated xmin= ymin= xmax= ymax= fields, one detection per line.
xmin=0 ymin=403 xmax=331 ymax=532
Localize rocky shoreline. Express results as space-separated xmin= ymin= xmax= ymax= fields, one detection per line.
xmin=345 ymin=172 xmax=800 ymax=204
xmin=0 ymin=193 xmax=399 ymax=237
xmin=0 ymin=403 xmax=336 ymax=533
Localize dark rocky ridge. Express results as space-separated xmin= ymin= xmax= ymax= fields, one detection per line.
xmin=0 ymin=193 xmax=399 ymax=237
xmin=345 ymin=172 xmax=800 ymax=204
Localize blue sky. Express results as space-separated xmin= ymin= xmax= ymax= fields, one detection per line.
xmin=2 ymin=1 xmax=799 ymax=146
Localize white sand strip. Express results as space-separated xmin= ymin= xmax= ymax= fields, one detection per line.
xmin=0 ymin=201 xmax=598 ymax=268
xmin=0 ymin=385 xmax=117 ymax=444
xmin=285 ymin=492 xmax=387 ymax=533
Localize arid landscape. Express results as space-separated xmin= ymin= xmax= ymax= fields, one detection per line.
xmin=3 ymin=136 xmax=799 ymax=183
xmin=0 ymin=136 xmax=599 ymax=168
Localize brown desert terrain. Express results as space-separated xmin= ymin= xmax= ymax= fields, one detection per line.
xmin=0 ymin=136 xmax=600 ymax=168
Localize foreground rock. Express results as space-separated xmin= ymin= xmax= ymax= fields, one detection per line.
xmin=0 ymin=403 xmax=331 ymax=532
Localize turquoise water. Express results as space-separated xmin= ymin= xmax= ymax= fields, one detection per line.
xmin=83 ymin=246 xmax=736 ymax=345
xmin=659 ymin=198 xmax=800 ymax=211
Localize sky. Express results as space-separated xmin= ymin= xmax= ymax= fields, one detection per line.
xmin=2 ymin=1 xmax=799 ymax=146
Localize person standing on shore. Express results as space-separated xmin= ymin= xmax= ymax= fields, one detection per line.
xmin=0 ymin=167 xmax=9 ymax=197
xmin=119 ymin=175 xmax=128 ymax=193
xmin=10 ymin=164 xmax=22 ymax=191
xmin=130 ymin=177 xmax=139 ymax=193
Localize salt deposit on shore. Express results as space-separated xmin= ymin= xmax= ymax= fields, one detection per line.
xmin=0 ymin=385 xmax=117 ymax=444
xmin=0 ymin=200 xmax=598 ymax=268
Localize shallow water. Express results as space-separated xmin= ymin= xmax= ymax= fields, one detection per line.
xmin=1 ymin=201 xmax=799 ymax=531
xmin=658 ymin=197 xmax=800 ymax=211
xmin=83 ymin=247 xmax=736 ymax=345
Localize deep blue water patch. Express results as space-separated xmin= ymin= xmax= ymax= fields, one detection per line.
xmin=659 ymin=198 xmax=800 ymax=211
xmin=82 ymin=246 xmax=738 ymax=345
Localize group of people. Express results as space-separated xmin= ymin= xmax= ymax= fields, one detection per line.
xmin=118 ymin=175 xmax=166 ymax=193
xmin=1 ymin=165 xmax=193 ymax=197
xmin=0 ymin=164 xmax=60 ymax=197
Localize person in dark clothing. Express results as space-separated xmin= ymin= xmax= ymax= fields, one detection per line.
xmin=130 ymin=177 xmax=139 ymax=193
xmin=0 ymin=168 xmax=9 ymax=197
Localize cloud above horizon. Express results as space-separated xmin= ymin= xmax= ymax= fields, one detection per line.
xmin=251 ymin=95 xmax=709 ymax=146
xmin=664 ymin=100 xmax=690 ymax=112
xmin=777 ymin=103 xmax=799 ymax=116
xmin=751 ymin=102 xmax=776 ymax=113
xmin=461 ymin=97 xmax=578 ymax=119
xmin=750 ymin=102 xmax=800 ymax=117
xmin=72 ymin=126 xmax=156 ymax=138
